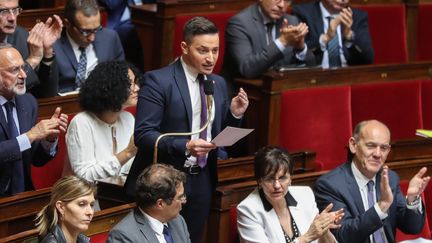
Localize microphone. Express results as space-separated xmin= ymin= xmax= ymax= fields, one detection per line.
xmin=153 ymin=74 xmax=215 ymax=164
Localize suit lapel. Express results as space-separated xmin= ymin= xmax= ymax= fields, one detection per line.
xmin=251 ymin=4 xmax=268 ymax=49
xmin=134 ymin=209 xmax=160 ymax=242
xmin=14 ymin=96 xmax=31 ymax=136
xmin=173 ymin=60 xmax=193 ymax=130
xmin=313 ymin=2 xmax=325 ymax=40
xmin=344 ymin=163 xmax=366 ymax=213
xmin=0 ymin=103 xmax=8 ymax=138
xmin=60 ymin=31 xmax=79 ymax=71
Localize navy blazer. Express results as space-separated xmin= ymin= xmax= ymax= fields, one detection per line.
xmin=53 ymin=28 xmax=125 ymax=92
xmin=0 ymin=94 xmax=54 ymax=196
xmin=292 ymin=1 xmax=374 ymax=65
xmin=125 ymin=59 xmax=241 ymax=196
xmin=314 ymin=162 xmax=425 ymax=243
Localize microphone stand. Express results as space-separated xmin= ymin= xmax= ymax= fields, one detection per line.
xmin=153 ymin=91 xmax=214 ymax=164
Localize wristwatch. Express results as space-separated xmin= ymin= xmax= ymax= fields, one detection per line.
xmin=406 ymin=195 xmax=421 ymax=206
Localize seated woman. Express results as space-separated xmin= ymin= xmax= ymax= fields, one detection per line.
xmin=64 ymin=61 xmax=140 ymax=182
xmin=36 ymin=176 xmax=96 ymax=243
xmin=237 ymin=146 xmax=344 ymax=243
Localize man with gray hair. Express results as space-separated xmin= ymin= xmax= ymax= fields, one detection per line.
xmin=0 ymin=44 xmax=68 ymax=196
xmin=107 ymin=164 xmax=190 ymax=242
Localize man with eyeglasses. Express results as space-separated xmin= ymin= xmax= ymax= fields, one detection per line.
xmin=54 ymin=0 xmax=125 ymax=93
xmin=0 ymin=43 xmax=69 ymax=196
xmin=292 ymin=0 xmax=374 ymax=68
xmin=221 ymin=0 xmax=315 ymax=96
xmin=0 ymin=0 xmax=62 ymax=98
xmin=314 ymin=120 xmax=430 ymax=243
xmin=107 ymin=164 xmax=191 ymax=243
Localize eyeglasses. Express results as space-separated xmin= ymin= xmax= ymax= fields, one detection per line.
xmin=0 ymin=6 xmax=22 ymax=17
xmin=262 ymin=175 xmax=290 ymax=185
xmin=0 ymin=64 xmax=25 ymax=76
xmin=174 ymin=193 xmax=187 ymax=203
xmin=361 ymin=142 xmax=391 ymax=153
xmin=72 ymin=23 xmax=102 ymax=37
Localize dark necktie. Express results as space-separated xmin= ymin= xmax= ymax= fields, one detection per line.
xmin=4 ymin=101 xmax=25 ymax=194
xmin=163 ymin=225 xmax=174 ymax=243
xmin=266 ymin=22 xmax=274 ymax=46
xmin=197 ymin=74 xmax=207 ymax=168
xmin=75 ymin=46 xmax=87 ymax=88
xmin=326 ymin=16 xmax=342 ymax=67
xmin=367 ymin=181 xmax=386 ymax=243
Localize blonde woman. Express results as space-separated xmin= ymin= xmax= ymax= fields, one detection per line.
xmin=36 ymin=176 xmax=96 ymax=243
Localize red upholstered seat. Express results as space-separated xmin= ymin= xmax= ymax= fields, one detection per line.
xmin=90 ymin=232 xmax=109 ymax=243
xmin=351 ymin=81 xmax=422 ymax=140
xmin=173 ymin=12 xmax=236 ymax=74
xmin=356 ymin=4 xmax=407 ymax=64
xmin=279 ymin=86 xmax=352 ymax=170
xmin=230 ymin=207 xmax=240 ymax=243
xmin=32 ymin=114 xmax=76 ymax=189
xmin=424 ymin=183 xmax=432 ymax=235
xmin=421 ymin=80 xmax=432 ymax=129
xmin=416 ymin=4 xmax=432 ymax=61
xmin=396 ymin=180 xmax=431 ymax=241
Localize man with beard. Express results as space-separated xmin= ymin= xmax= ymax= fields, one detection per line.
xmin=0 ymin=44 xmax=68 ymax=196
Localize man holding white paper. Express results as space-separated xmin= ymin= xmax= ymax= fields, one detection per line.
xmin=125 ymin=17 xmax=249 ymax=243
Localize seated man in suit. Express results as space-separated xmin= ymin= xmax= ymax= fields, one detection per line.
xmin=221 ymin=0 xmax=315 ymax=91
xmin=107 ymin=164 xmax=190 ymax=242
xmin=292 ymin=0 xmax=374 ymax=68
xmin=0 ymin=0 xmax=62 ymax=98
xmin=125 ymin=16 xmax=249 ymax=243
xmin=314 ymin=120 xmax=430 ymax=243
xmin=54 ymin=0 xmax=125 ymax=93
xmin=0 ymin=43 xmax=68 ymax=197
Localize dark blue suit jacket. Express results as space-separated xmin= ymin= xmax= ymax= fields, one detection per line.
xmin=125 ymin=59 xmax=241 ymax=196
xmin=292 ymin=1 xmax=374 ymax=65
xmin=314 ymin=162 xmax=425 ymax=243
xmin=0 ymin=94 xmax=54 ymax=196
xmin=53 ymin=28 xmax=125 ymax=92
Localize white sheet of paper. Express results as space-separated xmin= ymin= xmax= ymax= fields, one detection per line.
xmin=211 ymin=126 xmax=254 ymax=146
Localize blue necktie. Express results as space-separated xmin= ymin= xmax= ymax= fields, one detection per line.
xmin=163 ymin=225 xmax=174 ymax=243
xmin=4 ymin=101 xmax=25 ymax=194
xmin=326 ymin=16 xmax=341 ymax=67
xmin=367 ymin=181 xmax=386 ymax=243
xmin=75 ymin=46 xmax=87 ymax=88
xmin=197 ymin=74 xmax=207 ymax=168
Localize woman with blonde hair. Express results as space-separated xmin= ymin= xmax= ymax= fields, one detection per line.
xmin=36 ymin=176 xmax=96 ymax=243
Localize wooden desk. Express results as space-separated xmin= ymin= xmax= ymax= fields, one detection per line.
xmin=0 ymin=203 xmax=135 ymax=243
xmin=131 ymin=0 xmax=254 ymax=71
xmin=37 ymin=94 xmax=80 ymax=120
xmin=0 ymin=188 xmax=51 ymax=238
xmin=17 ymin=8 xmax=65 ymax=30
xmin=236 ymin=62 xmax=432 ymax=154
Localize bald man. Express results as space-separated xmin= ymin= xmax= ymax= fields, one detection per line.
xmin=314 ymin=120 xmax=430 ymax=243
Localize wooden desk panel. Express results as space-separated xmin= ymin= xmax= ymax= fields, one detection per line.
xmin=37 ymin=94 xmax=80 ymax=120
xmin=17 ymin=8 xmax=65 ymax=30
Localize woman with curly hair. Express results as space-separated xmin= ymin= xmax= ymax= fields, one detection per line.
xmin=36 ymin=176 xmax=96 ymax=243
xmin=63 ymin=61 xmax=140 ymax=182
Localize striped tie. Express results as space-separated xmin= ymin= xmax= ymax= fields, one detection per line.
xmin=75 ymin=46 xmax=87 ymax=88
xmin=327 ymin=16 xmax=341 ymax=67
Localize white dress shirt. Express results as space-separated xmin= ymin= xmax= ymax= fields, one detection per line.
xmin=66 ymin=111 xmax=135 ymax=182
xmin=141 ymin=209 xmax=170 ymax=243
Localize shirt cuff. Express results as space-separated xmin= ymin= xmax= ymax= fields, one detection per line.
xmin=17 ymin=134 xmax=32 ymax=152
xmin=295 ymin=44 xmax=308 ymax=61
xmin=406 ymin=198 xmax=423 ymax=213
xmin=275 ymin=38 xmax=285 ymax=53
xmin=374 ymin=203 xmax=388 ymax=220
xmin=231 ymin=112 xmax=243 ymax=119
xmin=40 ymin=138 xmax=58 ymax=157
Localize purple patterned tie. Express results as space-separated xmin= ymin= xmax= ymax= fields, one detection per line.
xmin=367 ymin=180 xmax=385 ymax=243
xmin=197 ymin=74 xmax=207 ymax=168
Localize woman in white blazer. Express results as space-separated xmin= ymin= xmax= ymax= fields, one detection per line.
xmin=237 ymin=146 xmax=344 ymax=243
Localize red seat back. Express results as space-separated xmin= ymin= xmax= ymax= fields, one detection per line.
xmin=351 ymin=81 xmax=422 ymax=140
xmin=173 ymin=12 xmax=236 ymax=74
xmin=230 ymin=207 xmax=239 ymax=243
xmin=396 ymin=180 xmax=431 ymax=241
xmin=32 ymin=114 xmax=76 ymax=189
xmin=356 ymin=4 xmax=407 ymax=64
xmin=421 ymin=80 xmax=432 ymax=129
xmin=416 ymin=4 xmax=432 ymax=61
xmin=90 ymin=232 xmax=109 ymax=243
xmin=279 ymin=86 xmax=352 ymax=170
